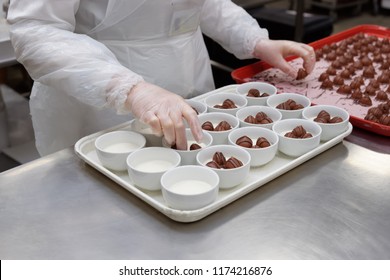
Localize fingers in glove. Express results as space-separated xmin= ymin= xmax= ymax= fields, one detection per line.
xmin=141 ymin=111 xmax=163 ymax=137
xmin=157 ymin=113 xmax=176 ymax=147
xmin=170 ymin=111 xmax=187 ymax=151
xmin=300 ymin=44 xmax=316 ymax=74
xmin=182 ymin=105 xmax=203 ymax=143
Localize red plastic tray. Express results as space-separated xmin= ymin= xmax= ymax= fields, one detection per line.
xmin=231 ymin=25 xmax=390 ymax=137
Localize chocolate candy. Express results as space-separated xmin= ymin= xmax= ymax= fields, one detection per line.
xmin=359 ymin=95 xmax=372 ymax=106
xmin=376 ymin=91 xmax=388 ymax=101
xmin=256 ymin=137 xmax=271 ymax=148
xmin=321 ymin=78 xmax=333 ymax=89
xmin=213 ymin=151 xmax=226 ymax=166
xmin=247 ymin=88 xmax=260 ymax=97
xmin=201 ymin=121 xmax=214 ymax=131
xmin=214 ymin=99 xmax=237 ymax=109
xmin=329 ymin=117 xmax=343 ymax=123
xmin=296 ymin=68 xmax=308 ymax=80
xmin=244 ymin=115 xmax=257 ymax=124
xmin=206 ymin=161 xmax=221 ymax=169
xmin=314 ymin=110 xmax=343 ymax=124
xmin=225 ymin=157 xmax=243 ymax=169
xmin=236 ymin=136 xmax=253 ymax=148
xmin=276 ymin=99 xmax=304 ymax=110
xmin=214 ymin=120 xmax=232 ymax=131
xmin=317 ymin=110 xmax=331 ymax=122
xmin=190 ymin=143 xmax=202 ymax=150
xmin=285 ymin=125 xmax=312 ymax=139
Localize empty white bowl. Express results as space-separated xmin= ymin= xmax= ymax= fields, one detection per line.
xmin=126 ymin=147 xmax=181 ymax=191
xmin=228 ymin=126 xmax=279 ymax=167
xmin=267 ymin=93 xmax=311 ymax=119
xmin=162 ymin=129 xmax=213 ymax=165
xmin=198 ymin=112 xmax=240 ymax=145
xmin=236 ymin=105 xmax=282 ymax=130
xmin=302 ymin=105 xmax=350 ymax=141
xmin=196 ymin=145 xmax=251 ymax=189
xmin=205 ymin=92 xmax=248 ymax=115
xmin=130 ymin=119 xmax=162 ymax=147
xmin=236 ymin=82 xmax=277 ymax=106
xmin=161 ymin=165 xmax=219 ymax=210
xmin=185 ymin=99 xmax=207 ymax=115
xmin=95 ymin=130 xmax=146 ymax=171
xmin=272 ymin=119 xmax=322 ymax=157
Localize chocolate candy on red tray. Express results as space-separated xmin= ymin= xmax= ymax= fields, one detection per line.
xmin=296 ymin=68 xmax=308 ymax=80
xmin=359 ymin=95 xmax=373 ymax=106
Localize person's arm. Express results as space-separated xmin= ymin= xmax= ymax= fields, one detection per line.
xmin=7 ymin=0 xmax=201 ymax=149
xmin=7 ymin=0 xmax=143 ymax=114
xmin=200 ymin=0 xmax=315 ymax=77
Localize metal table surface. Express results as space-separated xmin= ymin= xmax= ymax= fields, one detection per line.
xmin=1 ymin=128 xmax=389 ymax=260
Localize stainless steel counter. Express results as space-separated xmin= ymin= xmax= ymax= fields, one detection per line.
xmin=1 ymin=132 xmax=389 ymax=259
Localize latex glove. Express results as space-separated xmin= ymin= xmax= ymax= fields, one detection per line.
xmin=253 ymin=39 xmax=316 ymax=78
xmin=126 ymin=81 xmax=203 ymax=150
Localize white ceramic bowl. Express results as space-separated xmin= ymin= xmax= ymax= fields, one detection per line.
xmin=205 ymin=92 xmax=248 ymax=115
xmin=196 ymin=144 xmax=251 ymax=189
xmin=162 ymin=129 xmax=213 ymax=165
xmin=236 ymin=82 xmax=278 ymax=106
xmin=228 ymin=126 xmax=279 ymax=167
xmin=198 ymin=112 xmax=240 ymax=145
xmin=161 ymin=165 xmax=219 ymax=210
xmin=236 ymin=105 xmax=282 ymax=130
xmin=95 ymin=130 xmax=146 ymax=171
xmin=129 ymin=119 xmax=162 ymax=147
xmin=272 ymin=119 xmax=322 ymax=157
xmin=302 ymin=105 xmax=350 ymax=141
xmin=185 ymin=99 xmax=207 ymax=115
xmin=126 ymin=147 xmax=181 ymax=191
xmin=266 ymin=93 xmax=311 ymax=119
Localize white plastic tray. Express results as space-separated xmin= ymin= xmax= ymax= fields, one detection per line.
xmin=74 ymin=85 xmax=353 ymax=223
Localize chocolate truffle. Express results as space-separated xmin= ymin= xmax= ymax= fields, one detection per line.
xmin=322 ymin=44 xmax=331 ymax=54
xmin=317 ymin=110 xmax=331 ymax=122
xmin=340 ymin=69 xmax=351 ymax=79
xmin=333 ymin=75 xmax=344 ymax=86
xmin=364 ymin=85 xmax=377 ymax=96
xmin=213 ymin=151 xmax=226 ymax=166
xmin=359 ymin=95 xmax=373 ymax=106
xmin=319 ymin=72 xmax=330 ymax=82
xmin=244 ymin=115 xmax=257 ymax=124
xmin=351 ymin=89 xmax=363 ymax=100
xmin=376 ymin=91 xmax=388 ymax=101
xmin=378 ymin=73 xmax=390 ymax=84
xmin=337 ymin=85 xmax=352 ymax=94
xmin=206 ymin=161 xmax=221 ymax=169
xmin=378 ymin=103 xmax=390 ymax=114
xmin=247 ymin=88 xmax=260 ymax=97
xmin=380 ymin=61 xmax=390 ymax=70
xmin=329 ymin=117 xmax=343 ymax=123
xmin=326 ymin=66 xmax=337 ymax=75
xmin=202 ymin=121 xmax=214 ymax=131
xmin=325 ymin=51 xmax=337 ymax=61
xmin=361 ymin=56 xmax=372 ymax=66
xmin=292 ymin=125 xmax=306 ymax=138
xmin=296 ymin=68 xmax=308 ymax=80
xmin=373 ymin=54 xmax=383 ymax=63
xmin=331 ymin=60 xmax=342 ymax=69
xmin=321 ymin=78 xmax=333 ymax=90
xmin=381 ymin=45 xmax=390 ymax=53
xmin=225 ymin=157 xmax=243 ymax=169
xmin=379 ymin=115 xmax=390 ymax=126
xmin=255 ymin=137 xmax=271 ymax=148
xmin=363 ymin=66 xmax=376 ymax=78
xmin=349 ymin=80 xmax=361 ymax=90
xmin=353 ymin=61 xmax=363 ymax=70
xmin=214 ymin=120 xmax=231 ymax=131
xmin=368 ymin=107 xmax=384 ymax=118
xmin=255 ymin=112 xmax=268 ymax=122
xmin=368 ymin=79 xmax=380 ymax=89
xmin=236 ymin=135 xmax=253 ymax=148
xmin=190 ymin=143 xmax=202 ymax=150
xmin=222 ymin=99 xmax=237 ymax=109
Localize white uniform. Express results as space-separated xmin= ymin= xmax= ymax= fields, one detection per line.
xmin=7 ymin=0 xmax=268 ymax=156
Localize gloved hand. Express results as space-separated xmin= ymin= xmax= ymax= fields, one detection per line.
xmin=126 ymin=81 xmax=203 ymax=150
xmin=253 ymin=39 xmax=316 ymax=78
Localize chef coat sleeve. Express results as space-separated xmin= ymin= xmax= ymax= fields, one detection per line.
xmin=200 ymin=0 xmax=269 ymax=60
xmin=7 ymin=0 xmax=143 ymax=114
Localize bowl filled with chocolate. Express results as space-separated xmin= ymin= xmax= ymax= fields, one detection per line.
xmin=95 ymin=130 xmax=147 ymax=171
xmin=205 ymin=92 xmax=248 ymax=115
xmin=162 ymin=128 xmax=213 ymax=165
xmin=235 ymin=105 xmax=282 ymax=130
xmin=198 ymin=112 xmax=240 ymax=145
xmin=161 ymin=165 xmax=219 ymax=210
xmin=302 ymin=105 xmax=350 ymax=141
xmin=236 ymin=82 xmax=277 ymax=106
xmin=272 ymin=119 xmax=322 ymax=157
xmin=228 ymin=126 xmax=279 ymax=167
xmin=126 ymin=147 xmax=181 ymax=191
xmin=196 ymin=145 xmax=251 ymax=189
xmin=266 ymin=93 xmax=311 ymax=119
